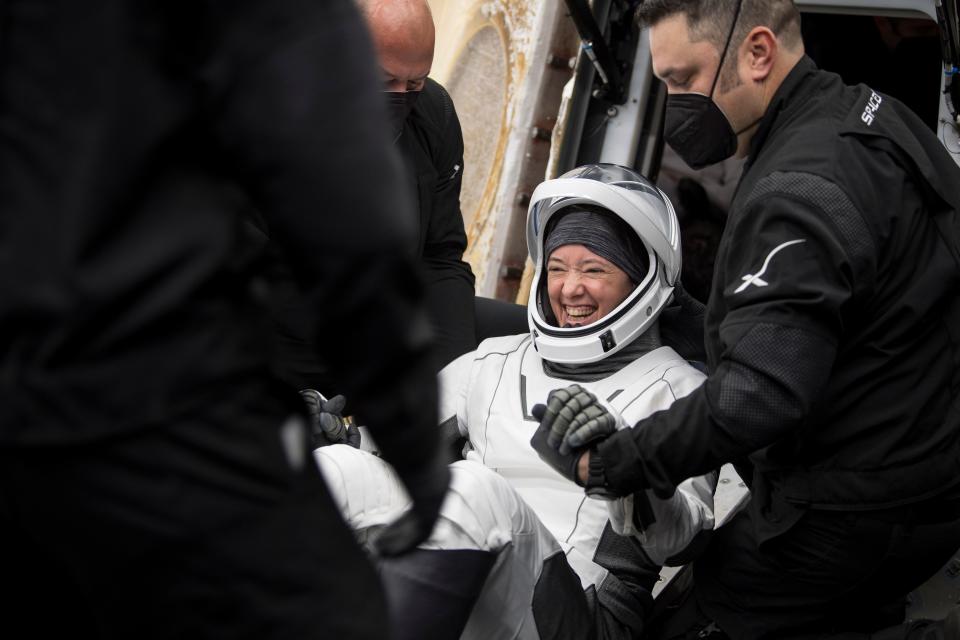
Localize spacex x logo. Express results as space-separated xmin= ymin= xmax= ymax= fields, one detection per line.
xmin=734 ymin=239 xmax=806 ymax=293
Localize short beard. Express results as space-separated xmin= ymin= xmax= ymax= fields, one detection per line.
xmin=717 ymin=58 xmax=743 ymax=94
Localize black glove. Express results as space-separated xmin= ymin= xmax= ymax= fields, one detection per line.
xmin=300 ymin=390 xmax=362 ymax=449
xmin=659 ymin=280 xmax=707 ymax=364
xmin=373 ymin=458 xmax=450 ymax=557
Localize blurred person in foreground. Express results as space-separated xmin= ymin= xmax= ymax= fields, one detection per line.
xmin=0 ymin=0 xmax=448 ymax=637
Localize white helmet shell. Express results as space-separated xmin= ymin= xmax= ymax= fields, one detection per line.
xmin=526 ymin=164 xmax=681 ymax=364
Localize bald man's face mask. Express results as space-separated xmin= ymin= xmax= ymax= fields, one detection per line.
xmin=386 ymin=91 xmax=421 ymax=142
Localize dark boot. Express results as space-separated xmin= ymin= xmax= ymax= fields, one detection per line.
xmin=379 ymin=548 xmax=497 ymax=640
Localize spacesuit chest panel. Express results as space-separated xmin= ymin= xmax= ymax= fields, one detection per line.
xmin=463 ymin=339 xmax=697 ymax=546
xmin=518 ymin=345 xmax=696 ymax=424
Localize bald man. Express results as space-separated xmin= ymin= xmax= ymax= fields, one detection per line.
xmin=361 ymin=0 xmax=435 ymax=133
xmin=260 ymin=0 xmax=477 ymax=407
xmin=251 ymin=0 xmax=476 ymax=418
xmin=362 ymin=0 xmax=478 ymax=369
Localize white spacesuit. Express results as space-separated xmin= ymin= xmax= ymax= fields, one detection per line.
xmin=316 ymin=165 xmax=717 ymax=640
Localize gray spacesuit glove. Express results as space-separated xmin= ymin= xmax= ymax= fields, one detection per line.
xmin=530 ymin=402 xmax=585 ymax=485
xmin=537 ymin=384 xmax=620 ymax=454
xmin=530 ymin=384 xmax=620 ymax=481
xmin=373 ymin=459 xmax=451 ymax=557
xmin=531 ymin=403 xmax=619 ymax=499
xmin=300 ymin=390 xmax=362 ymax=449
xmin=530 ymin=384 xmax=624 ymax=500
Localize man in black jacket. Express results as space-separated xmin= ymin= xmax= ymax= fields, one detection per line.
xmin=0 ymin=1 xmax=448 ymax=637
xmin=531 ymin=1 xmax=960 ymax=637
xmin=268 ymin=0 xmax=477 ymax=397
xmin=365 ymin=0 xmax=478 ymax=369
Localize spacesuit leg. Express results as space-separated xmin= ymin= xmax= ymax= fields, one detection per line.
xmin=314 ymin=448 xmax=593 ymax=639
xmin=314 ymin=444 xmax=411 ymax=543
xmin=438 ymin=460 xmax=594 ymax=640
xmin=314 ymin=446 xmax=493 ymax=639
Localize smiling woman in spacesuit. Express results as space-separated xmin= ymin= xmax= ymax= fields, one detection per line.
xmin=315 ymin=164 xmax=717 ymax=640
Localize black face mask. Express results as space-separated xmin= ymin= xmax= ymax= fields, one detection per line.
xmin=385 ymin=91 xmax=420 ymax=142
xmin=662 ymin=0 xmax=744 ymax=170
xmin=664 ymin=94 xmax=738 ymax=169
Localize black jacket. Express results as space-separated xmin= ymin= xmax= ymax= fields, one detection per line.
xmin=266 ymin=78 xmax=476 ymax=390
xmin=399 ymin=78 xmax=477 ymax=368
xmin=596 ymin=57 xmax=960 ymax=536
xmin=0 ymin=0 xmax=442 ymax=478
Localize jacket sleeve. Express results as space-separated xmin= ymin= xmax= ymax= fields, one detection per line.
xmin=421 ymin=84 xmax=477 ymax=368
xmin=596 ymin=172 xmax=875 ymax=499
xmin=200 ymin=0 xmax=441 ymax=477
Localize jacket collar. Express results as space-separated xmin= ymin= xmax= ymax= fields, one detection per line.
xmin=745 ymin=55 xmax=820 ymax=167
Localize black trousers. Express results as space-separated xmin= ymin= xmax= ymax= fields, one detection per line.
xmin=0 ymin=386 xmax=386 ymax=639
xmin=692 ymin=499 xmax=960 ymax=639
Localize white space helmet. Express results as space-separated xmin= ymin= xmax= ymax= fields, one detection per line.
xmin=526 ymin=164 xmax=681 ymax=364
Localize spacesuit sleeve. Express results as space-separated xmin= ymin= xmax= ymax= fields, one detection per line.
xmin=606 ymin=370 xmax=718 ymax=565
xmin=608 ymin=472 xmax=718 ymax=566
xmin=596 ymin=174 xmax=876 ymax=499
xmin=201 ymin=0 xmax=442 ymax=477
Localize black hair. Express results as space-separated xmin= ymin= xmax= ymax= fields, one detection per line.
xmin=636 ymin=0 xmax=802 ymax=89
